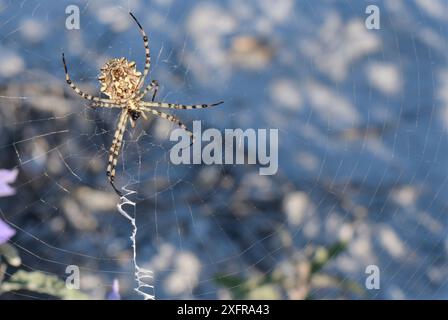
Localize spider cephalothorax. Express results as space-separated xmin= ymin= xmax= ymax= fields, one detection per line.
xmin=130 ymin=110 xmax=141 ymax=121
xmin=62 ymin=12 xmax=223 ymax=196
xmin=98 ymin=58 xmax=142 ymax=100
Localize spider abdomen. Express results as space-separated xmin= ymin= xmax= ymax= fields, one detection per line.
xmin=98 ymin=57 xmax=142 ymax=100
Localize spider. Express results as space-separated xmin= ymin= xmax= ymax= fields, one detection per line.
xmin=62 ymin=12 xmax=223 ymax=196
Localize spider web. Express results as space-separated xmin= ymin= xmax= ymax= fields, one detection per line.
xmin=0 ymin=0 xmax=448 ymax=300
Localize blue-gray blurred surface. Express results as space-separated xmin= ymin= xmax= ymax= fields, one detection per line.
xmin=0 ymin=0 xmax=447 ymax=299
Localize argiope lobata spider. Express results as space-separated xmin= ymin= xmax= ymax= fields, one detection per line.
xmin=62 ymin=12 xmax=223 ymax=196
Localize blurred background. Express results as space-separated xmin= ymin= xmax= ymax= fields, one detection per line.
xmin=0 ymin=0 xmax=447 ymax=299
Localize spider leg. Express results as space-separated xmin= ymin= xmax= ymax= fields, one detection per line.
xmin=138 ymin=80 xmax=159 ymax=101
xmin=62 ymin=53 xmax=118 ymax=104
xmin=89 ymin=101 xmax=121 ymax=109
xmin=129 ymin=12 xmax=150 ymax=90
xmin=140 ymin=107 xmax=195 ymax=145
xmin=106 ymin=110 xmax=129 ymax=196
xmin=140 ymin=100 xmax=224 ymax=110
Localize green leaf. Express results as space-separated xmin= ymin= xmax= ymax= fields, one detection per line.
xmin=0 ymin=243 xmax=21 ymax=267
xmin=310 ymin=241 xmax=347 ymax=275
xmin=311 ymin=274 xmax=365 ymax=298
xmin=1 ymin=270 xmax=89 ymax=300
xmin=247 ymin=284 xmax=281 ymax=300
xmin=0 ymin=263 xmax=6 ymax=286
xmin=214 ymin=273 xmax=251 ymax=299
xmin=214 ymin=273 xmax=245 ymax=288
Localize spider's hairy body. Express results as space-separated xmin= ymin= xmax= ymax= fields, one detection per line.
xmin=62 ymin=12 xmax=223 ymax=196
xmin=99 ymin=58 xmax=147 ymax=128
xmin=99 ymin=57 xmax=142 ymax=100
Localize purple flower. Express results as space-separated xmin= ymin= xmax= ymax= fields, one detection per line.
xmin=0 ymin=168 xmax=17 ymax=244
xmin=107 ymin=279 xmax=121 ymax=300
xmin=0 ymin=219 xmax=15 ymax=245
xmin=0 ymin=168 xmax=18 ymax=197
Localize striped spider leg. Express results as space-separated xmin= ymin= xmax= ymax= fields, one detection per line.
xmin=138 ymin=80 xmax=159 ymax=101
xmin=62 ymin=53 xmax=120 ymax=106
xmin=139 ymin=101 xmax=224 ymax=144
xmin=106 ymin=110 xmax=129 ymax=196
xmin=129 ymin=12 xmax=150 ymax=93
